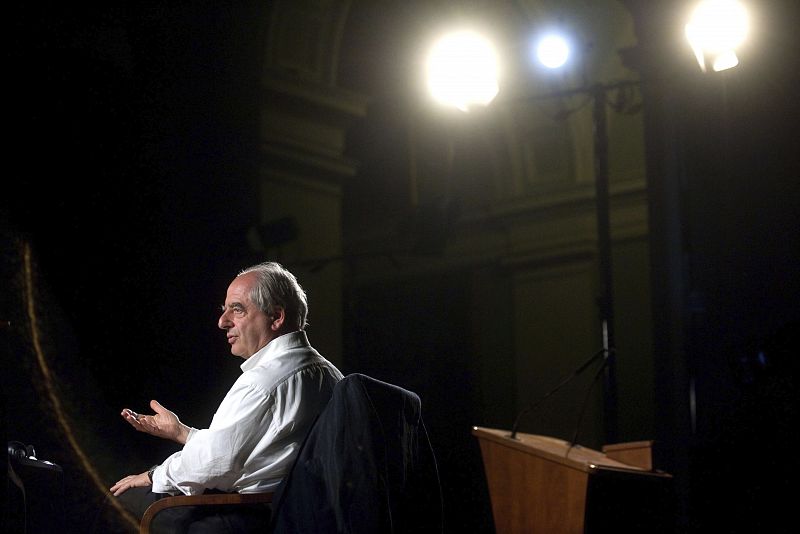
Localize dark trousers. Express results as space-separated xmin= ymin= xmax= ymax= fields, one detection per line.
xmin=117 ymin=487 xmax=271 ymax=534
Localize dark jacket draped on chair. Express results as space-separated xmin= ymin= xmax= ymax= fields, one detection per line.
xmin=269 ymin=373 xmax=443 ymax=533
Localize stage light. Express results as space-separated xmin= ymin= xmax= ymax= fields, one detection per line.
xmin=426 ymin=30 xmax=499 ymax=111
xmin=536 ymin=34 xmax=570 ymax=69
xmin=685 ymin=0 xmax=749 ymax=72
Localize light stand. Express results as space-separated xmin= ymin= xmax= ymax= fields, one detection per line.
xmin=425 ymin=28 xmax=651 ymax=445
xmin=521 ymin=79 xmax=640 ymax=444
xmin=591 ymin=82 xmax=618 ymax=445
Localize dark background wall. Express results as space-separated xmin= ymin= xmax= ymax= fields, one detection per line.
xmin=629 ymin=1 xmax=800 ymax=531
xmin=6 ymin=1 xmax=269 ymax=403
xmin=3 ymin=3 xmax=266 ymax=532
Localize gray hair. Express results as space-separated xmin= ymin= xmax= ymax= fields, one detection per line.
xmin=238 ymin=262 xmax=308 ymax=330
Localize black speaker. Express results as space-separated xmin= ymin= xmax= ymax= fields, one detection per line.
xmin=8 ymin=441 xmax=36 ymax=461
xmin=6 ymin=442 xmax=65 ymax=534
xmin=584 ymin=466 xmax=675 ymax=533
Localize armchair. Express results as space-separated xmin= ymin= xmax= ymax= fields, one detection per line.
xmin=139 ymin=373 xmax=443 ymax=533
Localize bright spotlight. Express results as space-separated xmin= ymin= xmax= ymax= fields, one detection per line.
xmin=426 ymin=30 xmax=499 ymax=112
xmin=685 ymin=0 xmax=749 ymax=72
xmin=536 ymin=34 xmax=570 ymax=69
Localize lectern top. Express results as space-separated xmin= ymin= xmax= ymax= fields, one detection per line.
xmin=472 ymin=426 xmax=649 ymax=473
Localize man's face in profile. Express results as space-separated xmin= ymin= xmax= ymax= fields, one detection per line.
xmin=218 ymin=272 xmax=272 ymax=359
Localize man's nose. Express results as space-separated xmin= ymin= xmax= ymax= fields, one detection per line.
xmin=218 ymin=311 xmax=231 ymax=330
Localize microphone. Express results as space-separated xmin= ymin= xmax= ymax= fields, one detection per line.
xmin=508 ymin=348 xmax=609 ymax=440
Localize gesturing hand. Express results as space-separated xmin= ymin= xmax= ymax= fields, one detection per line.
xmin=121 ymin=400 xmax=191 ymax=444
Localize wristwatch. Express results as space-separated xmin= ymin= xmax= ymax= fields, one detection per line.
xmin=147 ymin=465 xmax=159 ymax=484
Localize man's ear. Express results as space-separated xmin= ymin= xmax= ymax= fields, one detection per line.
xmin=269 ymin=306 xmax=285 ymax=331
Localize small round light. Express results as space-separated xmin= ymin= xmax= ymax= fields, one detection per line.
xmin=536 ymin=34 xmax=570 ymax=69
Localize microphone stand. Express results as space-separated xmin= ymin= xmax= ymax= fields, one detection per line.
xmin=508 ymin=348 xmax=611 ymax=440
xmin=567 ymin=349 xmax=613 ymax=449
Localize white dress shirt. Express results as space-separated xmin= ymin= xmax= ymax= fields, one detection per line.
xmin=151 ymin=330 xmax=342 ymax=495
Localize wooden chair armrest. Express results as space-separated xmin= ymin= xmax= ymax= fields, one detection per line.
xmin=140 ymin=492 xmax=273 ymax=534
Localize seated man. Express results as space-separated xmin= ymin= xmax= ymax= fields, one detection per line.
xmin=111 ymin=261 xmax=343 ymax=532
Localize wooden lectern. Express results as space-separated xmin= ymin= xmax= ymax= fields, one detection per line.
xmin=473 ymin=427 xmax=673 ymax=533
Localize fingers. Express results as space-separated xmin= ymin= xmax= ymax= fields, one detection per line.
xmin=150 ymin=399 xmax=166 ymax=414
xmin=121 ymin=409 xmax=138 ymax=426
xmin=120 ymin=402 xmax=180 ymax=441
xmin=110 ymin=475 xmax=135 ymax=496
xmin=121 ymin=408 xmax=158 ymax=435
xmin=122 ymin=408 xmax=144 ymax=423
xmin=121 ymin=409 xmax=145 ymax=430
xmin=110 ymin=479 xmax=126 ymax=496
xmin=110 ymin=472 xmax=151 ymax=497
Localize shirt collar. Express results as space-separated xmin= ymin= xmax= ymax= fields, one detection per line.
xmin=240 ymin=330 xmax=309 ymax=372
